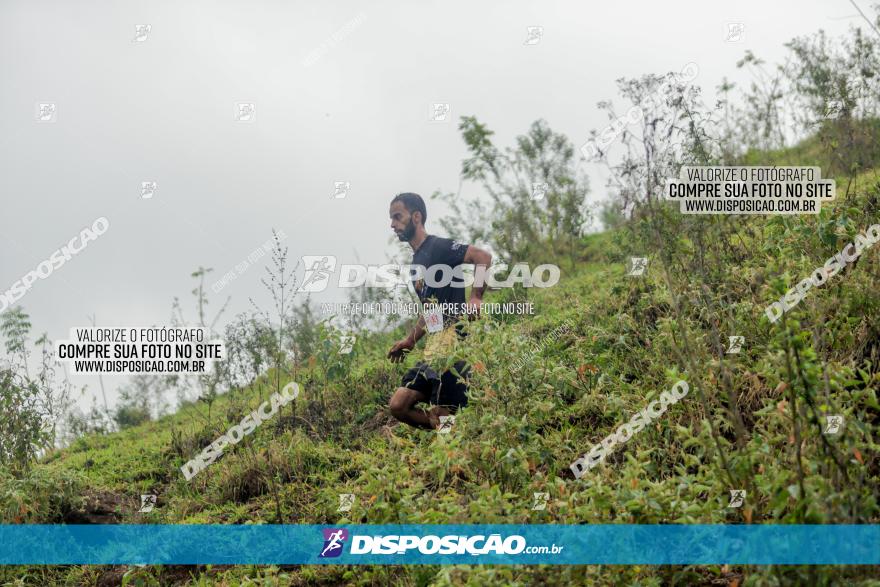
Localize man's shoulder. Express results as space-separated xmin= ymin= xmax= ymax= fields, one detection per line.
xmin=429 ymin=235 xmax=468 ymax=251
xmin=414 ymin=235 xmax=469 ymax=265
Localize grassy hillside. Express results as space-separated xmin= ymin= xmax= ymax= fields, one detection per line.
xmin=3 ymin=160 xmax=880 ymax=585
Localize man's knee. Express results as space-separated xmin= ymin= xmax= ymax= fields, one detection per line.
xmin=389 ymin=387 xmax=415 ymax=419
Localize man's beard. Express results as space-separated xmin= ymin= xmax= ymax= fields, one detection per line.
xmin=396 ymin=219 xmax=416 ymax=242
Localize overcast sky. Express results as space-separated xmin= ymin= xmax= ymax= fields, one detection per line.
xmin=0 ymin=0 xmax=864 ymax=409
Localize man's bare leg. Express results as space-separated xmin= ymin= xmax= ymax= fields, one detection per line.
xmin=389 ymin=387 xmax=435 ymax=429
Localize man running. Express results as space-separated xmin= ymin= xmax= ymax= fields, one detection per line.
xmin=386 ymin=192 xmax=492 ymax=430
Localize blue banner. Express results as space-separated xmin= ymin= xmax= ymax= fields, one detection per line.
xmin=1 ymin=524 xmax=876 ymax=565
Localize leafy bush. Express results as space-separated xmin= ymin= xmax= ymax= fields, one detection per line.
xmin=0 ymin=369 xmax=47 ymax=476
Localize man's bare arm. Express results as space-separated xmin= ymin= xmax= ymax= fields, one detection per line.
xmin=464 ymin=245 xmax=493 ymax=303
xmin=408 ymin=315 xmax=427 ymax=345
xmin=388 ymin=315 xmax=426 ymax=362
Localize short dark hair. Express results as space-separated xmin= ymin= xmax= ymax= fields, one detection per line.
xmin=391 ymin=192 xmax=427 ymax=224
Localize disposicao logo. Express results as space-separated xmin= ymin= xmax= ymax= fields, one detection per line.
xmin=315 ymin=529 xmax=564 ymax=558
xmin=330 ymin=533 xmax=530 ymax=555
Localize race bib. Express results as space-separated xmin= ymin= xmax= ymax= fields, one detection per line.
xmin=424 ymin=305 xmax=444 ymax=333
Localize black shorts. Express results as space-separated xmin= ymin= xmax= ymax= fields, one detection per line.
xmin=401 ymin=360 xmax=470 ymax=410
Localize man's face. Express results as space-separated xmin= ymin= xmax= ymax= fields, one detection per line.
xmin=389 ymin=201 xmax=417 ymax=242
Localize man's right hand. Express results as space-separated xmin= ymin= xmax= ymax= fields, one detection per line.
xmin=388 ymin=337 xmax=415 ymax=363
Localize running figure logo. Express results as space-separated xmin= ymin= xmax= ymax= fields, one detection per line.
xmin=531 ymin=182 xmax=548 ymax=201
xmin=139 ymin=494 xmax=157 ymax=513
xmin=726 ymin=336 xmax=744 ymax=354
xmin=298 ymin=256 xmax=337 ymax=292
xmin=627 ymin=257 xmax=648 ymax=276
xmin=823 ymin=415 xmax=844 ymax=435
xmin=235 ymin=102 xmax=256 ymax=123
xmin=437 ymin=415 xmax=455 ymax=434
xmin=523 ymin=26 xmax=544 ymax=45
xmin=338 ymin=335 xmax=355 ymax=354
xmin=725 ymin=23 xmax=744 ymax=42
xmin=319 ymin=528 xmax=349 ymax=558
xmin=332 ymin=181 xmax=351 ymax=199
xmin=728 ymin=489 xmax=746 ymax=508
xmin=141 ymin=181 xmax=158 ymax=199
xmin=337 ymin=493 xmax=355 ymax=512
xmin=36 ymin=103 xmax=57 ymax=122
xmin=824 ymin=100 xmax=844 ymax=120
xmin=429 ymin=103 xmax=451 ymax=122
xmin=133 ymin=24 xmax=152 ymax=42
xmin=532 ymin=492 xmax=549 ymax=510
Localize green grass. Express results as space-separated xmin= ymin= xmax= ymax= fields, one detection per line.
xmin=3 ymin=154 xmax=880 ymax=585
